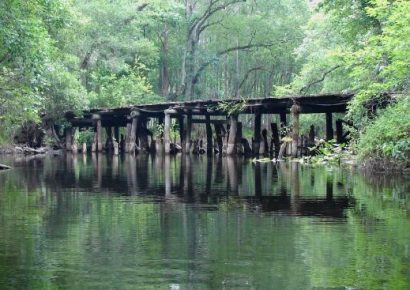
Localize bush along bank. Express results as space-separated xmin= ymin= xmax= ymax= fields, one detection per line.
xmin=356 ymin=96 xmax=410 ymax=172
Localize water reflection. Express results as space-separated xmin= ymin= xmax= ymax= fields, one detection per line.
xmin=0 ymin=154 xmax=408 ymax=289
xmin=3 ymin=154 xmax=356 ymax=218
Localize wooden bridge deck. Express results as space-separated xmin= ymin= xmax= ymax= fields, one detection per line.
xmin=64 ymin=93 xmax=354 ymax=156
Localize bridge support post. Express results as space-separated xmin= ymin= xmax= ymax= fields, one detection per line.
xmin=92 ymin=114 xmax=103 ymax=152
xmin=291 ymin=104 xmax=301 ymax=157
xmin=336 ymin=119 xmax=344 ymax=143
xmin=105 ymin=127 xmax=114 ymax=152
xmin=178 ymin=116 xmax=186 ymax=154
xmin=237 ymin=121 xmax=243 ymax=154
xmin=214 ymin=124 xmax=223 ymax=153
xmin=138 ymin=117 xmax=149 ymax=151
xmin=181 ymin=113 xmax=192 ymax=153
xmin=279 ymin=112 xmax=287 ymax=138
xmin=205 ymin=114 xmax=213 ymax=155
xmin=271 ymin=123 xmax=280 ymax=158
xmin=114 ymin=127 xmax=119 ymax=143
xmin=309 ymin=125 xmax=315 ymax=146
xmin=164 ymin=109 xmax=172 ymax=154
xmin=125 ymin=112 xmax=139 ymax=153
xmin=326 ymin=112 xmax=333 ymax=141
xmin=252 ymin=112 xmax=262 ymax=156
xmin=227 ymin=114 xmax=238 ymax=155
xmin=65 ymin=127 xmax=74 ymax=151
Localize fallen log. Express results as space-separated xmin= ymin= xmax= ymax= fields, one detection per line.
xmin=0 ymin=163 xmax=11 ymax=170
xmin=15 ymin=146 xmax=48 ymax=155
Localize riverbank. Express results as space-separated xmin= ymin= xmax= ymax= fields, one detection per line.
xmin=0 ymin=145 xmax=53 ymax=155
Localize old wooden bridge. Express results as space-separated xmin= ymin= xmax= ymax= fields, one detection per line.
xmin=65 ymin=93 xmax=354 ymax=157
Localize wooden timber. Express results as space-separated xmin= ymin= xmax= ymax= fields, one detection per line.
xmin=63 ymin=93 xmax=355 ymax=156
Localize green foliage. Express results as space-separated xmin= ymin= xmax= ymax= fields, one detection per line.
xmin=216 ymin=98 xmax=246 ymax=116
xmin=0 ymin=0 xmax=408 ymax=167
xmin=88 ymin=65 xmax=163 ymax=108
xmin=74 ymin=128 xmax=95 ymax=145
xmin=356 ymin=96 xmax=410 ymax=161
xmin=152 ymin=122 xmax=164 ymax=139
xmin=306 ymin=140 xmax=350 ymax=167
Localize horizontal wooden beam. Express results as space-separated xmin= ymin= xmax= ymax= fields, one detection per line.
xmin=191 ymin=119 xmax=228 ymax=124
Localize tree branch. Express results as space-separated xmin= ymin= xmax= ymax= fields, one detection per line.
xmin=300 ymin=65 xmax=341 ymax=94
xmin=192 ymin=42 xmax=275 ymax=85
xmin=189 ymin=0 xmax=244 ymax=38
xmin=238 ymin=66 xmax=265 ymax=90
xmin=123 ymin=3 xmax=149 ymax=25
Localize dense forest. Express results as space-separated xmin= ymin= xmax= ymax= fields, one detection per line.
xmin=0 ymin=0 xmax=409 ymax=165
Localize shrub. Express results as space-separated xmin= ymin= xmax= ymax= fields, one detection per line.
xmin=356 ymin=96 xmax=410 ymax=162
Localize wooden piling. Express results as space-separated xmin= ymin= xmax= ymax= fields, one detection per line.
xmin=125 ymin=114 xmax=138 ymax=153
xmin=138 ymin=117 xmax=150 ymax=151
xmin=253 ymin=112 xmax=262 ymax=155
xmin=214 ymin=124 xmax=223 ymax=153
xmin=336 ymin=119 xmax=344 ymax=143
xmin=178 ymin=116 xmax=186 ymax=153
xmin=186 ymin=114 xmax=192 ymax=153
xmin=205 ymin=114 xmax=213 ymax=154
xmin=290 ymin=103 xmax=301 ymax=157
xmin=105 ymin=127 xmax=114 ymax=151
xmin=308 ymin=125 xmax=315 ymax=146
xmin=92 ymin=114 xmax=103 ymax=152
xmin=326 ymin=112 xmax=333 ymax=141
xmin=65 ymin=127 xmax=73 ymax=151
xmin=114 ymin=127 xmax=119 ymax=143
xmin=113 ymin=141 xmax=119 ymax=155
xmin=164 ymin=109 xmax=172 ymax=154
xmin=91 ymin=129 xmax=97 ymax=152
xmin=271 ymin=123 xmax=280 ymax=158
xmin=260 ymin=129 xmax=268 ymax=155
xmin=226 ymin=114 xmax=238 ymax=155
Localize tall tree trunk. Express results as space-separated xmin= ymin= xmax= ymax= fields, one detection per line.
xmin=224 ymin=54 xmax=229 ymax=99
xmin=234 ymin=39 xmax=240 ymax=97
xmin=159 ymin=25 xmax=170 ymax=98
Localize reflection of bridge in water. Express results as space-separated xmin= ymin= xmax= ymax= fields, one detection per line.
xmin=6 ymin=154 xmax=355 ymax=218
xmin=44 ymin=154 xmax=354 ymax=219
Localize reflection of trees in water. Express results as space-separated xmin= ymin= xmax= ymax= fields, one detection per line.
xmin=0 ymin=155 xmax=409 ymax=289
xmin=0 ymin=154 xmax=359 ymax=217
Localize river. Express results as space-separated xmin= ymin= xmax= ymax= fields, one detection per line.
xmin=0 ymin=154 xmax=409 ymax=289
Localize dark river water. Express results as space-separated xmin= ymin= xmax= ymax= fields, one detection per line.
xmin=0 ymin=154 xmax=409 ymax=289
